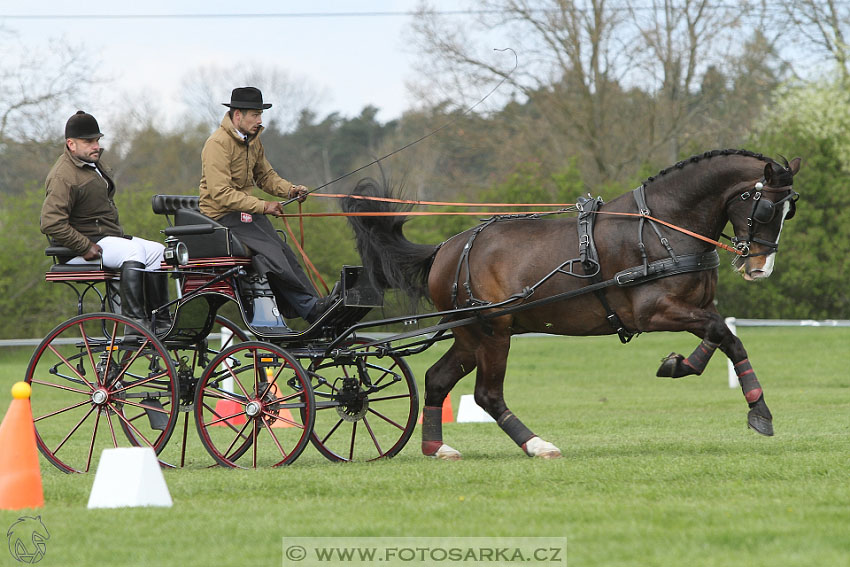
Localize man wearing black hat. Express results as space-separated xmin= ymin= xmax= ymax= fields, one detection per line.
xmin=41 ymin=111 xmax=169 ymax=333
xmin=199 ymin=86 xmax=334 ymax=323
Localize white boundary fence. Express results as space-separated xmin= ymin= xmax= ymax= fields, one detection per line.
xmin=723 ymin=317 xmax=850 ymax=388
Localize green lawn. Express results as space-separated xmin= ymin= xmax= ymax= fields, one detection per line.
xmin=1 ymin=327 xmax=848 ymax=566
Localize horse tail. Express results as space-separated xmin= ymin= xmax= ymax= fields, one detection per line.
xmin=343 ymin=177 xmax=438 ymax=305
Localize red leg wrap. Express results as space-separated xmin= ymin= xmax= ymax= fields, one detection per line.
xmin=682 ymin=338 xmax=719 ymax=375
xmin=735 ymin=359 xmax=763 ymax=403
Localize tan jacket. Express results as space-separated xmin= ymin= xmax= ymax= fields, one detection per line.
xmin=40 ymin=147 xmax=123 ymax=255
xmin=199 ymin=113 xmax=294 ymax=219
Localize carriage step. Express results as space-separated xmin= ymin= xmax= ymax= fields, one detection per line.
xmin=140 ymin=399 xmax=169 ymax=431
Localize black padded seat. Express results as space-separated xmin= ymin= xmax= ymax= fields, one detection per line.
xmin=151 ymin=194 xmax=201 ymax=215
xmin=152 ymin=194 xmax=250 ymax=258
xmin=48 ymin=263 xmax=117 ymax=274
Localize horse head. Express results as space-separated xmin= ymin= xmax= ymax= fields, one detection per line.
xmin=728 ymin=156 xmax=801 ymax=280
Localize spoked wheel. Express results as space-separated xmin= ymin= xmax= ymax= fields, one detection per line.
xmin=25 ymin=313 xmax=179 ymax=473
xmin=158 ymin=316 xmax=250 ymax=468
xmin=194 ymin=341 xmax=315 ymax=468
xmin=307 ymin=338 xmax=418 ymax=462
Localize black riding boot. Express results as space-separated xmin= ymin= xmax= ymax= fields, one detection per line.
xmin=120 ymin=261 xmax=148 ymax=338
xmin=145 ymin=271 xmax=173 ymax=335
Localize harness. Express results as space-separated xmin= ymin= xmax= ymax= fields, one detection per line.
xmin=448 ymin=193 xmax=722 ymax=343
xmin=577 ymin=195 xmax=634 ymax=343
xmin=728 ymin=180 xmax=799 ymax=257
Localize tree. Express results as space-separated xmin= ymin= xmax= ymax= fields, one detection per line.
xmin=179 ymin=64 xmax=327 ymax=133
xmin=780 ymin=0 xmax=850 ymax=84
xmin=409 ymin=0 xmax=764 ymax=186
xmin=627 ymin=0 xmax=760 ymax=163
xmin=0 ymin=31 xmax=99 ymax=144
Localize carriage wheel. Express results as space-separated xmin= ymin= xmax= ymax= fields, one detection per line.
xmin=25 ymin=313 xmax=179 ymax=473
xmin=157 ymin=316 xmax=250 ymax=468
xmin=307 ymin=338 xmax=418 ymax=462
xmin=194 ymin=341 xmax=315 ymax=468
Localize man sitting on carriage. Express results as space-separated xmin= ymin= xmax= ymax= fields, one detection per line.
xmin=198 ymin=86 xmax=335 ymax=323
xmin=40 ymin=111 xmax=169 ymax=334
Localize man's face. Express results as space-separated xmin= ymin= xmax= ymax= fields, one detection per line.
xmin=67 ymin=137 xmax=102 ymax=163
xmin=233 ymin=109 xmax=263 ymax=136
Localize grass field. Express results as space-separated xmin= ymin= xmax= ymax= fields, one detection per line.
xmin=1 ymin=327 xmax=848 ymax=566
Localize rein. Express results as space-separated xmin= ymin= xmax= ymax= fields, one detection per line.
xmin=587 ymin=210 xmax=744 ymax=256
xmin=310 ymin=192 xmax=577 ymax=208
xmin=287 ymin=197 xmax=744 ymax=255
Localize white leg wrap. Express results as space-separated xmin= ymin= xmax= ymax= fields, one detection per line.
xmin=522 ymin=436 xmax=562 ymax=459
xmin=430 ymin=444 xmax=462 ymax=461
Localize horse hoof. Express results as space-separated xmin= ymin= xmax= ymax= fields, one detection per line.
xmin=426 ymin=443 xmax=463 ymax=461
xmin=523 ymin=437 xmax=562 ymax=459
xmin=656 ymin=353 xmax=690 ymax=378
xmin=746 ymin=396 xmax=774 ymax=436
xmin=747 ymin=410 xmax=774 ymax=436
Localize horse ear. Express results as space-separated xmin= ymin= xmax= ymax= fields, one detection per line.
xmin=788 ymin=157 xmax=802 ymax=175
xmin=763 ymin=163 xmax=775 ymax=183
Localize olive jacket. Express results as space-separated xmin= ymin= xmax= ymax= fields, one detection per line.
xmin=40 ymin=147 xmax=123 ymax=255
xmin=199 ymin=113 xmax=294 ymax=220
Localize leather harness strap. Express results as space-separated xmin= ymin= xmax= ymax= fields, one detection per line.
xmin=577 ymin=196 xmax=636 ymax=343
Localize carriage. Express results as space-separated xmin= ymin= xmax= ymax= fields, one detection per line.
xmin=26 ymin=149 xmax=802 ymax=471
xmin=27 ymin=194 xmax=421 ymax=472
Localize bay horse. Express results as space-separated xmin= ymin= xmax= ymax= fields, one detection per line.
xmin=343 ymin=149 xmax=801 ymax=460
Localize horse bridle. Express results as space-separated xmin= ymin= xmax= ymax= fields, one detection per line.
xmin=728 ymin=179 xmax=799 ymax=257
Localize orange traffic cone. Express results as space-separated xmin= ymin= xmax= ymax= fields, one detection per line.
xmin=264 ymin=368 xmax=294 ymax=428
xmin=417 ymin=394 xmax=454 ymax=424
xmin=0 ymin=382 xmax=44 ymax=510
xmin=211 ymin=399 xmax=247 ymax=426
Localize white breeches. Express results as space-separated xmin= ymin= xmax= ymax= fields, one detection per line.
xmin=67 ymin=236 xmax=164 ymax=270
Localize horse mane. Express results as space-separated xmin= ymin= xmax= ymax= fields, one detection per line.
xmin=642 ymin=149 xmax=788 ymax=186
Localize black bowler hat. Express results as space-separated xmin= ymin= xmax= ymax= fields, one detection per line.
xmin=64 ymin=111 xmax=103 ymax=139
xmin=222 ymin=87 xmax=272 ymax=110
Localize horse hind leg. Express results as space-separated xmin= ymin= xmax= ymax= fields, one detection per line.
xmin=421 ymin=344 xmax=475 ymax=460
xmin=473 ymin=335 xmax=561 ymax=459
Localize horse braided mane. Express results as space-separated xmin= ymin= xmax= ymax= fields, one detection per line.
xmin=642 ymin=149 xmax=788 ymax=186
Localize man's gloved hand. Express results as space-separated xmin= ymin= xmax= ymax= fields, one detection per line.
xmin=289 ymin=184 xmax=309 ymax=203
xmin=263 ymin=201 xmax=284 ymax=217
xmin=83 ymin=243 xmax=103 ymax=260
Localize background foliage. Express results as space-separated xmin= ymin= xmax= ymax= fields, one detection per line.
xmin=2 ymin=2 xmax=849 ymax=338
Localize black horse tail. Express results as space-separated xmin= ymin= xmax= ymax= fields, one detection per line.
xmin=343 ymin=177 xmax=438 ymax=306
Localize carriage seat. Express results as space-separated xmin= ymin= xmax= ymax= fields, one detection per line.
xmin=151 ymin=194 xmax=250 ymax=259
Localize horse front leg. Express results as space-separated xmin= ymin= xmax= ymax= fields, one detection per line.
xmin=474 ymin=333 xmax=561 ymax=459
xmin=717 ymin=328 xmax=774 ymax=437
xmin=655 ymin=313 xmax=773 ymax=436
